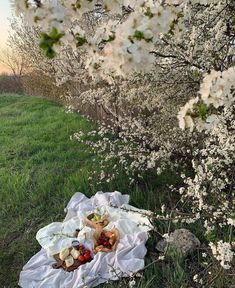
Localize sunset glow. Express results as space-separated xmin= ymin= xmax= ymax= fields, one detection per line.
xmin=0 ymin=0 xmax=12 ymax=74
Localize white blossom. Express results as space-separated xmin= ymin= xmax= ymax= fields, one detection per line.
xmin=209 ymin=241 xmax=234 ymax=269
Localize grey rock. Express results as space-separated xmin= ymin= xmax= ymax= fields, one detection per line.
xmin=156 ymin=229 xmax=200 ymax=255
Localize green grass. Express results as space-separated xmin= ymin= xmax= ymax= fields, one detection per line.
xmin=0 ymin=94 xmax=231 ymax=288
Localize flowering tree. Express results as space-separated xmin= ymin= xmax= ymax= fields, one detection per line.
xmin=12 ymin=0 xmax=235 ymax=277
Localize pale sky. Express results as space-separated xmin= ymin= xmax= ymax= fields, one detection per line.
xmin=0 ymin=0 xmax=12 ymax=73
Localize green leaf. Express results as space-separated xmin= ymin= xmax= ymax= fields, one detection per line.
xmin=39 ymin=40 xmax=48 ymax=50
xmin=144 ymin=7 xmax=154 ymax=18
xmin=133 ymin=30 xmax=145 ymax=41
xmin=192 ymin=69 xmax=202 ymax=78
xmin=75 ymin=34 xmax=87 ymax=47
xmin=49 ymin=27 xmax=59 ymax=39
xmin=205 ymin=231 xmax=216 ymax=242
xmin=107 ymin=32 xmax=115 ymax=42
xmin=39 ymin=27 xmax=64 ymax=59
xmin=45 ymin=47 xmax=56 ymax=59
xmin=197 ymin=103 xmax=208 ymax=121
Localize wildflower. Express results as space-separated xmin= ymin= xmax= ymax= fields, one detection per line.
xmin=129 ymin=279 xmax=136 ymax=288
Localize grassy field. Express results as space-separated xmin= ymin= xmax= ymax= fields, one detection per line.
xmin=0 ymin=94 xmax=231 ymax=288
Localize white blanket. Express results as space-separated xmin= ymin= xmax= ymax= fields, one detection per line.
xmin=19 ymin=191 xmax=153 ymax=288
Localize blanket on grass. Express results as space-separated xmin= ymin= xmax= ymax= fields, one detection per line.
xmin=19 ymin=191 xmax=153 ymax=288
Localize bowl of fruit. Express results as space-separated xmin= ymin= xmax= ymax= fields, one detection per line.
xmin=93 ymin=228 xmax=119 ymax=253
xmin=52 ymin=241 xmax=93 ymax=272
xmin=85 ymin=212 xmax=109 ymax=229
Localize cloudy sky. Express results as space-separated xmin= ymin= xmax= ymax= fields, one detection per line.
xmin=0 ymin=0 xmax=12 ymax=73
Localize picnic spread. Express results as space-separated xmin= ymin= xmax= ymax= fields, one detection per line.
xmin=19 ymin=191 xmax=153 ymax=288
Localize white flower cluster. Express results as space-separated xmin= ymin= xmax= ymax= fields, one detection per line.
xmin=177 ymin=97 xmax=199 ymax=131
xmin=182 ymin=102 xmax=234 ymax=203
xmin=200 ymin=67 xmax=235 ymax=109
xmin=178 ymin=102 xmax=235 ymax=271
xmin=71 ymin=69 xmax=197 ymax=182
xmin=209 ymin=241 xmax=234 ymax=270
xmin=12 ymin=0 xmax=226 ymax=78
xmin=178 ymin=67 xmax=235 ymax=132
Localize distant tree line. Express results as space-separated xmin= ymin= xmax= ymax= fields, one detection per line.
xmin=0 ymin=73 xmax=23 ymax=94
